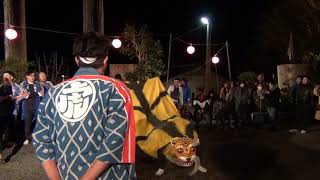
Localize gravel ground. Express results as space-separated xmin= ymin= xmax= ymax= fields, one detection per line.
xmin=136 ymin=127 xmax=320 ymax=180
xmin=1 ymin=126 xmax=320 ymax=180
xmin=0 ymin=144 xmax=46 ymax=180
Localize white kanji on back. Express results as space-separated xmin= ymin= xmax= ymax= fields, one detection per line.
xmin=56 ymin=79 xmax=96 ymax=122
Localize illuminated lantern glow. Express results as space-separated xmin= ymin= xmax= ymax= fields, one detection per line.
xmin=112 ymin=39 xmax=122 ymax=48
xmin=5 ymin=28 xmax=18 ymax=40
xmin=187 ymin=45 xmax=195 ymax=54
xmin=212 ymin=56 xmax=220 ymax=64
xmin=201 ymin=17 xmax=209 ymax=25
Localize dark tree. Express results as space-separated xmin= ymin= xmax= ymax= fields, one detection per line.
xmin=120 ymin=24 xmax=166 ymax=81
xmin=257 ymin=0 xmax=320 ymax=66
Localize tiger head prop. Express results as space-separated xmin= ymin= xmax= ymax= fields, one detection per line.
xmin=166 ymin=137 xmax=200 ymax=167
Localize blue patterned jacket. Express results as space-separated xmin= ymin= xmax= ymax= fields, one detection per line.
xmin=32 ymin=68 xmax=136 ymax=180
xmin=11 ymin=82 xmax=21 ymax=116
xmin=20 ymin=81 xmax=43 ymax=120
xmin=41 ymin=81 xmax=54 ymax=95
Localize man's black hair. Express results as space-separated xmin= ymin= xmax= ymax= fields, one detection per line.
xmin=4 ymin=71 xmax=15 ymax=78
xmin=115 ymin=74 xmax=123 ymax=81
xmin=25 ymin=71 xmax=35 ymax=76
xmin=174 ymin=78 xmax=181 ymax=81
xmin=73 ymin=32 xmax=110 ymax=68
xmin=181 ymin=77 xmax=188 ymax=85
xmin=303 ymin=75 xmax=311 ymax=80
xmin=268 ymin=80 xmax=277 ymax=85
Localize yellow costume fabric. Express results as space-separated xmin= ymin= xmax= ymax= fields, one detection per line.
xmin=127 ymin=77 xmax=197 ymax=158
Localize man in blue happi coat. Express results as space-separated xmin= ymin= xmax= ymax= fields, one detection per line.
xmin=38 ymin=72 xmax=54 ymax=95
xmin=20 ymin=71 xmax=44 ymax=145
xmin=32 ymin=32 xmax=136 ymax=180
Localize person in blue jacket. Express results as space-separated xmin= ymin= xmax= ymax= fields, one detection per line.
xmin=32 ymin=32 xmax=136 ymax=180
xmin=38 ymin=72 xmax=54 ymax=95
xmin=20 ymin=71 xmax=44 ymax=145
xmin=3 ymin=71 xmax=23 ymax=144
xmin=180 ymin=78 xmax=192 ymax=119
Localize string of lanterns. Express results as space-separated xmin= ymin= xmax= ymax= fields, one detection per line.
xmin=3 ymin=24 xmax=223 ymax=62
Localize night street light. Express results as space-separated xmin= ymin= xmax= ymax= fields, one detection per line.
xmin=187 ymin=45 xmax=195 ymax=54
xmin=5 ymin=28 xmax=17 ymax=40
xmin=212 ymin=56 xmax=220 ymax=64
xmin=201 ymin=17 xmax=209 ymax=25
xmin=112 ymin=39 xmax=122 ymax=48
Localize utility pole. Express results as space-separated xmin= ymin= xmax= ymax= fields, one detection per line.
xmin=83 ymin=0 xmax=104 ymax=33
xmin=226 ymin=41 xmax=232 ymax=81
xmin=4 ymin=0 xmax=27 ymax=62
xmin=204 ymin=22 xmax=212 ymax=93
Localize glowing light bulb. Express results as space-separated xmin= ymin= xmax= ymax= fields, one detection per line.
xmin=5 ymin=28 xmax=18 ymax=40
xmin=212 ymin=56 xmax=219 ymax=64
xmin=112 ymin=39 xmax=122 ymax=48
xmin=187 ymin=45 xmax=195 ymax=54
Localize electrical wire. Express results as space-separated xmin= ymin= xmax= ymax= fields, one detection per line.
xmin=0 ymin=22 xmax=122 ymax=38
xmin=173 ymin=25 xmax=203 ymax=40
xmin=213 ymin=44 xmax=227 ymax=56
xmin=192 ymin=43 xmax=226 ymax=46
xmin=0 ymin=22 xmax=79 ymax=35
xmin=0 ymin=22 xmax=226 ymax=46
xmin=176 ymin=38 xmax=192 ymax=45
xmin=175 ymin=37 xmax=225 ymax=46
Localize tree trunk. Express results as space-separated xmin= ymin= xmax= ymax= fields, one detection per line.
xmin=4 ymin=0 xmax=27 ymax=62
xmin=83 ymin=0 xmax=104 ymax=34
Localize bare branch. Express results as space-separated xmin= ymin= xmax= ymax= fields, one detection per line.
xmin=36 ymin=53 xmax=42 ymax=73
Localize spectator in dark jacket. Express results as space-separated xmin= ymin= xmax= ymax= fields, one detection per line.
xmin=289 ymin=75 xmax=303 ymax=103
xmin=181 ymin=78 xmax=192 ymax=104
xmin=0 ymin=76 xmax=14 ymax=163
xmin=180 ymin=78 xmax=192 ymax=119
xmin=234 ymin=82 xmax=251 ymax=127
xmin=289 ymin=76 xmax=313 ymax=134
xmin=252 ymin=84 xmax=267 ymax=112
xmin=220 ymin=82 xmax=230 ymax=100
xmin=256 ymin=73 xmax=268 ymax=91
xmin=265 ymin=82 xmax=281 ymax=131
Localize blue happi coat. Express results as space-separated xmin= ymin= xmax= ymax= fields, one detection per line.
xmin=32 ymin=68 xmax=136 ymax=180
xmin=11 ymin=82 xmax=21 ymax=116
xmin=41 ymin=81 xmax=53 ymax=94
xmin=20 ymin=81 xmax=43 ymax=121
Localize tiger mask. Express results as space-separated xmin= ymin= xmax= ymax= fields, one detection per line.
xmin=156 ymin=137 xmax=207 ymax=176
xmin=169 ymin=137 xmax=199 ymax=167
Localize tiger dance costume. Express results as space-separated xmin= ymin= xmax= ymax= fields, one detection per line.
xmin=126 ymin=77 xmax=207 ymax=176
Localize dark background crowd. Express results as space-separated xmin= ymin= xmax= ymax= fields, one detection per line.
xmin=1 ymin=68 xmax=320 ymax=165
xmin=168 ymin=74 xmax=320 ymax=134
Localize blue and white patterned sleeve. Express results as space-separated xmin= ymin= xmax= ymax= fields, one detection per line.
xmin=32 ymin=91 xmax=56 ymax=162
xmin=96 ymin=85 xmax=128 ymax=164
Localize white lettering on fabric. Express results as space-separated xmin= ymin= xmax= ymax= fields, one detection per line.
xmin=55 ymin=79 xmax=96 ymax=122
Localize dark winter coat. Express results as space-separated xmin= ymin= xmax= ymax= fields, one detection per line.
xmin=265 ymin=86 xmax=281 ymax=108
xmin=296 ymin=85 xmax=313 ymax=105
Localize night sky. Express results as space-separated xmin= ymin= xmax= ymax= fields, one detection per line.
xmin=0 ymin=0 xmax=274 ymax=78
